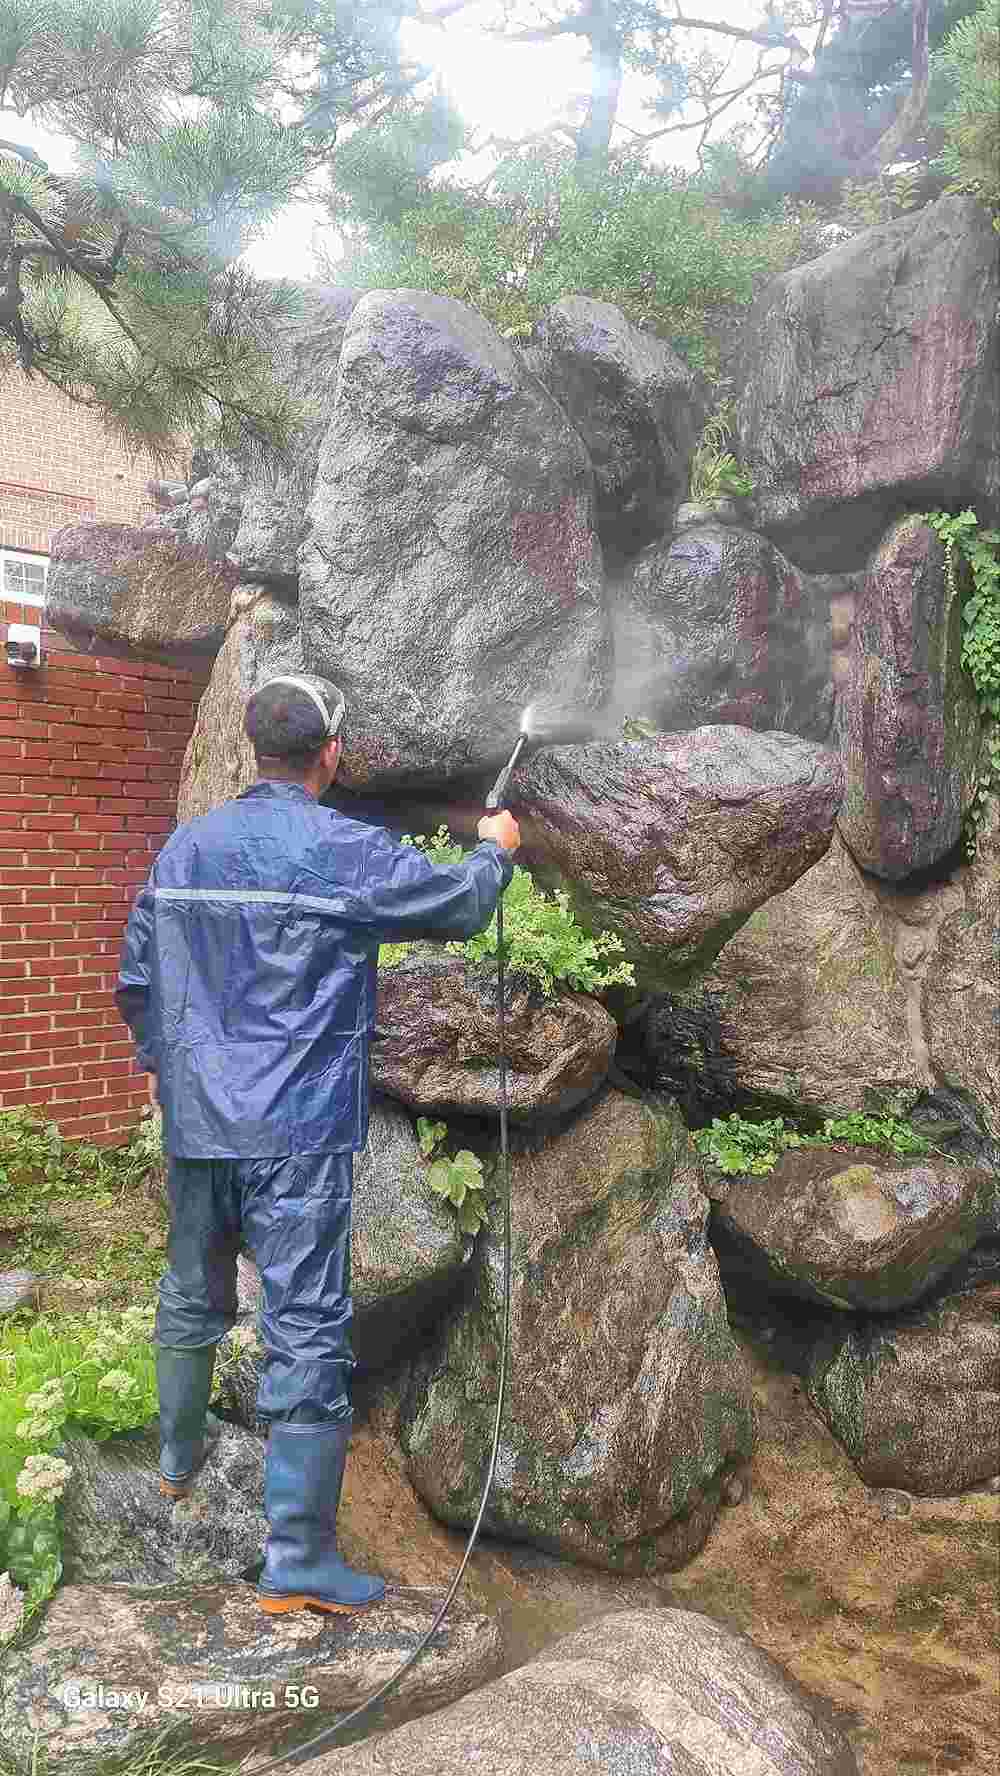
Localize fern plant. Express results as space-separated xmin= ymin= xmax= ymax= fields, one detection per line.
xmin=921 ymin=508 xmax=1000 ymax=856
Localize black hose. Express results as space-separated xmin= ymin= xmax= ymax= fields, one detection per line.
xmin=240 ymin=892 xmax=514 ymax=1772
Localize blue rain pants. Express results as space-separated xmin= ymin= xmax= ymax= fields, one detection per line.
xmin=155 ymin=1151 xmax=354 ymax=1422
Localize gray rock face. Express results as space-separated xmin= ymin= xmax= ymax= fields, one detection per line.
xmin=0 ymin=1582 xmax=502 ymax=1772
xmin=177 ymin=588 xmax=303 ymax=821
xmin=59 ymin=1422 xmax=267 ymax=1586
xmin=352 ymin=1097 xmax=475 ymax=1376
xmin=516 ymin=728 xmax=844 ymax=990
xmin=701 ymin=799 xmax=1000 ymax=1135
xmin=837 ymin=515 xmax=982 ymax=879
xmin=707 ymin=1148 xmax=994 ymax=1314
xmin=227 ymin=285 xmax=362 ymax=588
xmin=400 ymin=1091 xmax=753 ymax=1574
xmin=807 ymin=1270 xmax=1000 ymax=1494
xmin=736 ymin=195 xmax=1000 ymax=570
xmin=0 ymin=1270 xmax=38 ymax=1315
xmin=528 ymin=296 xmax=707 ymax=565
xmin=373 ymin=951 xmax=617 ymax=1123
xmin=309 ymin=1609 xmax=860 ymax=1776
xmin=47 ymin=521 xmax=239 ymax=662
xmin=298 ymin=288 xmax=609 ymax=792
xmin=614 ymin=523 xmax=843 ymax=742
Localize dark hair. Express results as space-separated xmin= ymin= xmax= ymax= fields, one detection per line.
xmin=244 ymin=678 xmax=342 ymax=766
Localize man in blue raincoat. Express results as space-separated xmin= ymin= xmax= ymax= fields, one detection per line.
xmin=116 ymin=674 xmax=519 ymax=1617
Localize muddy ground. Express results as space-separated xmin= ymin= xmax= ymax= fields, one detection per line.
xmin=339 ymin=1327 xmax=999 ymax=1776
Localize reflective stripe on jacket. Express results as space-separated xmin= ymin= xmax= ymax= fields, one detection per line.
xmin=115 ymin=780 xmax=514 ymax=1157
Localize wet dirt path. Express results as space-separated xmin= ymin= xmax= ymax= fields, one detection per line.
xmin=340 ymin=1329 xmax=999 ymax=1776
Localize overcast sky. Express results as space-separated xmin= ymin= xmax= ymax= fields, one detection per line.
xmin=7 ymin=0 xmax=797 ymax=280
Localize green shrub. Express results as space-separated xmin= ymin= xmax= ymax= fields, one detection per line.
xmin=378 ymin=827 xmax=635 ymax=998
xmin=694 ymin=1110 xmax=938 ymax=1177
xmin=0 ymin=1306 xmax=158 ymax=1617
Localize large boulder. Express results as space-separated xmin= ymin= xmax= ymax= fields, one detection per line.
xmin=736 ymin=195 xmax=1000 ymax=571
xmin=58 ymin=1422 xmax=267 ymax=1586
xmin=613 ymin=522 xmax=846 ymax=741
xmin=837 ymin=515 xmax=982 ymax=879
xmin=47 ymin=521 xmax=239 ymax=662
xmin=700 ymin=797 xmax=1000 ymax=1135
xmin=226 ymin=285 xmax=362 ymax=589
xmin=177 ymin=588 xmax=303 ymax=820
xmin=309 ymin=1609 xmax=859 ymax=1776
xmin=298 ymin=289 xmax=609 ymax=793
xmin=516 ymin=728 xmax=844 ymax=990
xmin=806 ymin=1263 xmax=1000 ymax=1494
xmin=0 ymin=1582 xmax=502 ymax=1773
xmin=373 ymin=950 xmax=616 ymax=1123
xmin=400 ymin=1090 xmax=753 ymax=1574
xmin=706 ymin=1147 xmax=994 ymax=1314
xmin=526 ymin=295 xmax=706 ymax=566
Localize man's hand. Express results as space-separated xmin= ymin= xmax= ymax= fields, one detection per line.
xmin=147 ymin=1073 xmax=159 ymax=1110
xmin=478 ymin=811 xmax=521 ymax=852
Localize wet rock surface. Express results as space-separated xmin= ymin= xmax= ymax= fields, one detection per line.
xmin=614 ymin=523 xmax=842 ymax=742
xmin=373 ymin=951 xmax=616 ymax=1123
xmin=700 ymin=797 xmax=1000 ymax=1134
xmin=706 ymin=1148 xmax=994 ymax=1314
xmin=400 ymin=1090 xmax=753 ymax=1574
xmin=516 ymin=728 xmax=844 ymax=990
xmin=527 ymin=295 xmax=706 ymax=566
xmin=177 ymin=588 xmax=303 ymax=821
xmin=0 ymin=1581 xmax=501 ymax=1772
xmin=806 ymin=1266 xmax=1000 ymax=1494
xmin=837 ymin=515 xmax=981 ymax=880
xmin=352 ymin=1097 xmax=475 ymax=1376
xmin=47 ymin=521 xmax=239 ymax=662
xmin=298 ymin=288 xmax=608 ymax=792
xmin=736 ymin=194 xmax=1000 ymax=570
xmin=226 ymin=285 xmax=362 ymax=588
xmin=58 ymin=1421 xmax=267 ymax=1586
xmin=309 ymin=1609 xmax=859 ymax=1776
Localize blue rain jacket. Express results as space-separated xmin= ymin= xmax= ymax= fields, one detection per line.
xmin=116 ymin=780 xmax=514 ymax=1158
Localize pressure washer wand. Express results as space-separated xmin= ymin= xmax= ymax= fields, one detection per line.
xmin=485 ymin=732 xmax=527 ymax=814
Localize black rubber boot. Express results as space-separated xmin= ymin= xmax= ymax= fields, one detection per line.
xmin=257 ymin=1420 xmax=386 ymax=1615
xmin=156 ymin=1344 xmax=219 ymax=1498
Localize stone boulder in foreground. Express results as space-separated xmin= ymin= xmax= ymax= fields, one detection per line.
xmin=400 ymin=1090 xmax=752 ymax=1574
xmin=707 ymin=1148 xmax=994 ymax=1315
xmin=807 ymin=1261 xmax=1000 ymax=1494
xmin=527 ymin=294 xmax=706 ymax=566
xmin=47 ymin=520 xmax=238 ymax=662
xmin=736 ymin=194 xmax=1000 ymax=570
xmin=310 ymin=1609 xmax=860 ymax=1776
xmin=0 ymin=1583 xmax=501 ymax=1772
xmin=373 ymin=950 xmax=616 ymax=1122
xmin=298 ymin=289 xmax=609 ymax=792
xmin=516 ymin=727 xmax=844 ymax=990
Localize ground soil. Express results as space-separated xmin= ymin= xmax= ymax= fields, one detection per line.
xmin=340 ymin=1327 xmax=1000 ymax=1776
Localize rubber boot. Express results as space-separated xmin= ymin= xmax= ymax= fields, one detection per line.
xmin=257 ymin=1420 xmax=385 ymax=1615
xmin=156 ymin=1344 xmax=219 ymax=1498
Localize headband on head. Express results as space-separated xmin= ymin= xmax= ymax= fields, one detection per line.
xmin=255 ymin=675 xmax=344 ymax=739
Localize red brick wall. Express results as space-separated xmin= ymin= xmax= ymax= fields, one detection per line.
xmin=0 ymin=600 xmax=208 ymax=1144
xmin=0 ymin=369 xmax=179 ymax=553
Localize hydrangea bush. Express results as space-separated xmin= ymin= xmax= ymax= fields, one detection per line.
xmin=0 ymin=1305 xmax=158 ymax=1621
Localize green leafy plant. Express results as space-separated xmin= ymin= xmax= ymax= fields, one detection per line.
xmin=694 ymin=1109 xmax=937 ymax=1178
xmin=416 ymin=1117 xmax=448 ymax=1158
xmin=426 ymin=1148 xmax=490 ymax=1236
xmin=689 ymin=407 xmax=755 ymax=503
xmin=379 ymin=829 xmax=635 ymax=998
xmin=921 ymin=508 xmax=1000 ymax=857
xmin=931 ymin=0 xmax=1000 ymax=211
xmin=0 ymin=1306 xmax=157 ymax=1618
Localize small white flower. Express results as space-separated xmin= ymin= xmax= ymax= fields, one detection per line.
xmin=98 ymin=1369 xmax=137 ymax=1398
xmin=16 ymin=1454 xmax=72 ymax=1503
xmin=15 ymin=1417 xmax=58 ymax=1442
xmin=0 ymin=1572 xmax=25 ymax=1645
xmin=25 ymin=1381 xmax=65 ymax=1413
